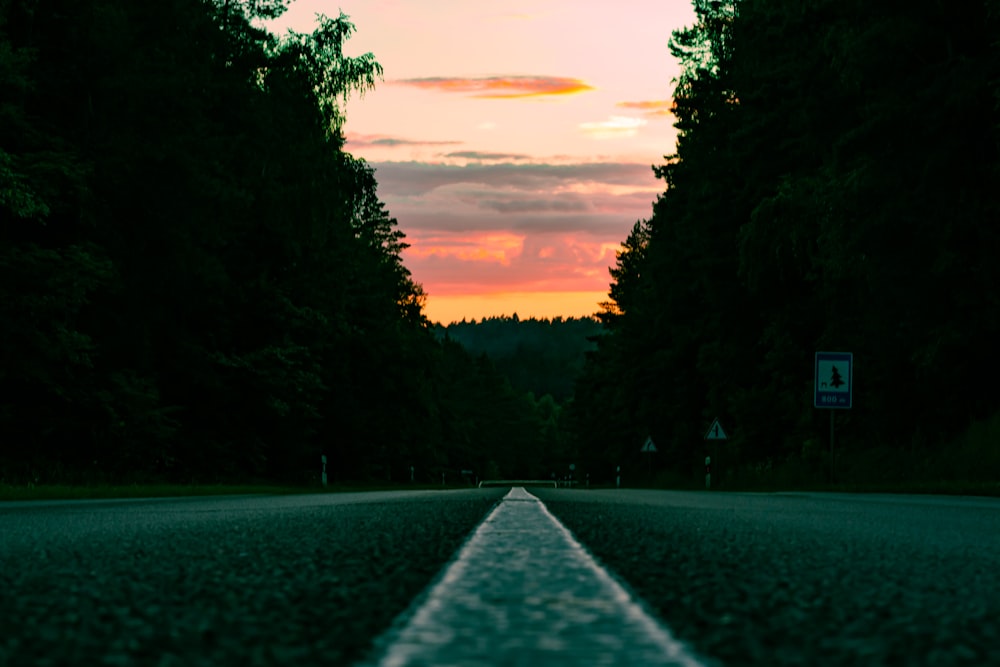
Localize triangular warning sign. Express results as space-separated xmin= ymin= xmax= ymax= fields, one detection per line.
xmin=704 ymin=419 xmax=728 ymax=441
xmin=640 ymin=436 xmax=658 ymax=453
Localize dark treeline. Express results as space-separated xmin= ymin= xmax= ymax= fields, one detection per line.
xmin=438 ymin=316 xmax=603 ymax=402
xmin=0 ymin=0 xmax=562 ymax=485
xmin=570 ymin=0 xmax=1000 ymax=486
xmin=6 ymin=0 xmax=998 ymax=490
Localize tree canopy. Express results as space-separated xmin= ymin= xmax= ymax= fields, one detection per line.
xmin=570 ymin=0 xmax=1000 ymax=486
xmin=3 ymin=0 xmax=997 ymax=489
xmin=0 ymin=0 xmax=564 ymax=485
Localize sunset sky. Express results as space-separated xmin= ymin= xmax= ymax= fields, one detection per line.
xmin=264 ymin=1 xmax=696 ymax=323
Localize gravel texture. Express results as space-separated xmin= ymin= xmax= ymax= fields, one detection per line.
xmin=533 ymin=489 xmax=1000 ymax=667
xmin=0 ymin=489 xmax=505 ymax=667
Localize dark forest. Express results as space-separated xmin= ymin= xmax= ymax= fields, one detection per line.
xmin=571 ymin=0 xmax=1000 ymax=487
xmin=2 ymin=0 xmax=998 ymax=490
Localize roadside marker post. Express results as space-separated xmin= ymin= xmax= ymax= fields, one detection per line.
xmin=616 ymin=465 xmax=621 ymax=489
xmin=814 ymin=352 xmax=854 ymax=481
xmin=321 ymin=455 xmax=328 ymax=487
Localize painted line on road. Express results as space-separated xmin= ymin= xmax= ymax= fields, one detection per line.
xmin=365 ymin=487 xmax=710 ymax=666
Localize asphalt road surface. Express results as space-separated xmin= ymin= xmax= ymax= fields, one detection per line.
xmin=3 ymin=488 xmax=999 ymax=666
xmin=0 ymin=489 xmax=506 ymax=666
xmin=534 ymin=488 xmax=1000 ymax=667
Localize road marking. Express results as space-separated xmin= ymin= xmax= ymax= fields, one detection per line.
xmin=366 ymin=487 xmax=710 ymax=666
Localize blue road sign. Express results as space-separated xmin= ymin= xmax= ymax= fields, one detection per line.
xmin=815 ymin=352 xmax=853 ymax=409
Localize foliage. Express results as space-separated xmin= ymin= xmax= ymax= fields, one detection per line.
xmin=6 ymin=0 xmax=997 ymax=489
xmin=0 ymin=0 xmax=551 ymax=485
xmin=439 ymin=316 xmax=603 ymax=402
xmin=570 ymin=0 xmax=1000 ymax=486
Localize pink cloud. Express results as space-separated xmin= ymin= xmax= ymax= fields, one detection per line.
xmin=372 ymin=161 xmax=657 ymax=197
xmin=367 ymin=159 xmax=659 ymax=307
xmin=616 ymin=99 xmax=675 ymax=117
xmin=395 ymin=75 xmax=595 ymax=98
xmin=401 ymin=230 xmax=621 ymax=295
xmin=444 ymin=150 xmax=532 ymax=161
xmin=346 ymin=133 xmax=462 ymax=148
xmin=406 ymin=232 xmax=524 ymax=267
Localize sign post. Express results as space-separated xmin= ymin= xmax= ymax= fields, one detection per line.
xmin=704 ymin=418 xmax=728 ymax=442
xmin=640 ymin=437 xmax=657 ymax=481
xmin=703 ymin=419 xmax=727 ymax=490
xmin=814 ymin=352 xmax=854 ymax=481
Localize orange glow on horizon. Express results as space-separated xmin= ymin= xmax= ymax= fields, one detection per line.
xmin=424 ymin=290 xmax=606 ymax=324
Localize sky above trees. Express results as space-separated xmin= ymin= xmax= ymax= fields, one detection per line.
xmin=263 ymin=1 xmax=696 ymax=323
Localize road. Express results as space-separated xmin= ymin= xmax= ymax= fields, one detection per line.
xmin=0 ymin=490 xmax=506 ymax=666
xmin=534 ymin=488 xmax=1000 ymax=666
xmin=2 ymin=488 xmax=999 ymax=665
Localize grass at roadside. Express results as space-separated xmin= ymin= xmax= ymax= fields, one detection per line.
xmin=711 ymin=479 xmax=1000 ymax=497
xmin=0 ymin=483 xmax=306 ymax=502
xmin=817 ymin=480 xmax=1000 ymax=497
xmin=615 ymin=477 xmax=1000 ymax=496
xmin=676 ymin=412 xmax=1000 ymax=498
xmin=0 ymin=482 xmax=475 ymax=502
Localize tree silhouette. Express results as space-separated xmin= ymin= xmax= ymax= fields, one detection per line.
xmin=569 ymin=0 xmax=1000 ymax=481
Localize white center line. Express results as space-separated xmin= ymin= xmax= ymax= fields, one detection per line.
xmin=364 ymin=487 xmax=711 ymax=666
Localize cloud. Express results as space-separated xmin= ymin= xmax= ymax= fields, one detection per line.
xmin=444 ymin=151 xmax=532 ymax=161
xmin=579 ymin=116 xmax=648 ymax=139
xmin=365 ymin=160 xmax=661 ymax=306
xmin=389 ymin=210 xmax=644 ymax=236
xmin=372 ymin=161 xmax=657 ymax=196
xmin=474 ymin=197 xmax=591 ymax=214
xmin=406 ymin=232 xmax=524 ymax=267
xmin=444 ymin=189 xmax=650 ymax=215
xmin=346 ymin=133 xmax=462 ymax=148
xmin=401 ymin=230 xmax=622 ymax=294
xmin=395 ymin=75 xmax=595 ymax=98
xmin=616 ymin=100 xmax=675 ymax=117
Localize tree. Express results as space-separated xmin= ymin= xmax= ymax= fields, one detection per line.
xmin=829 ymin=366 xmax=844 ymax=389
xmin=572 ymin=0 xmax=1000 ymax=485
xmin=0 ymin=0 xmax=434 ymax=483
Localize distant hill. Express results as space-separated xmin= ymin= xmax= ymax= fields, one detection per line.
xmin=435 ymin=316 xmax=604 ymax=402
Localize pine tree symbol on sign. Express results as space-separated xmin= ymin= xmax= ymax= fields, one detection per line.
xmin=815 ymin=351 xmax=853 ymax=409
